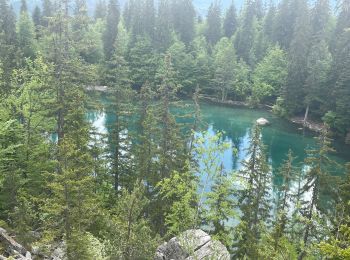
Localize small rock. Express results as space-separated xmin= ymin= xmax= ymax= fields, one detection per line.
xmin=256 ymin=118 xmax=270 ymax=126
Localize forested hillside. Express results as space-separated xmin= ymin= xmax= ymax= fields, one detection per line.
xmin=0 ymin=0 xmax=350 ymax=259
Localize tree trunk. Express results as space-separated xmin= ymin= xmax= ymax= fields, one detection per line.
xmin=303 ymin=104 xmax=309 ymax=127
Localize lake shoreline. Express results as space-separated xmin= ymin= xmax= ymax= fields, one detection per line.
xmin=200 ymin=96 xmax=325 ymax=133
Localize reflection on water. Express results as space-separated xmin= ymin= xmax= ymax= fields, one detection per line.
xmin=87 ymin=101 xmax=350 ymax=184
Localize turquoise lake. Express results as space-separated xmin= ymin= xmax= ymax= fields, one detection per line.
xmin=87 ymin=99 xmax=350 ymax=190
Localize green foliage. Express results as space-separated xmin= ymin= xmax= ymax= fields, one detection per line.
xmin=158 ymin=170 xmax=198 ymax=237
xmin=205 ymin=2 xmax=221 ymax=45
xmin=103 ymin=0 xmax=120 ymax=59
xmin=223 ymin=2 xmax=237 ymax=38
xmin=233 ymin=124 xmax=271 ymax=258
xmin=1 ymin=1 xmax=350 ymax=259
xmin=213 ymin=37 xmax=237 ymax=101
xmin=204 ymin=171 xmax=236 ymax=248
xmin=17 ymin=12 xmax=36 ymax=59
xmin=103 ymin=182 xmax=158 ymax=259
xmin=251 ymin=45 xmax=288 ymax=105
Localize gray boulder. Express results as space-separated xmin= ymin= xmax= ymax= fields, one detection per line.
xmin=0 ymin=227 xmax=32 ymax=259
xmin=155 ymin=229 xmax=230 ymax=260
xmin=256 ymin=118 xmax=270 ymax=126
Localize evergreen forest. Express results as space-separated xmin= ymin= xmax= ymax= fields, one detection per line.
xmin=0 ymin=0 xmax=350 ymax=259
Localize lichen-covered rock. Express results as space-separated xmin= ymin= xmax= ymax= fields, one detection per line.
xmin=154 ymin=229 xmax=230 ymax=260
xmin=256 ymin=118 xmax=270 ymax=126
xmin=0 ymin=227 xmax=32 ymax=259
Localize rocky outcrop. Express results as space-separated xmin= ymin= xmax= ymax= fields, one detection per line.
xmin=0 ymin=228 xmax=32 ymax=260
xmin=256 ymin=118 xmax=270 ymax=126
xmin=154 ymin=229 xmax=230 ymax=260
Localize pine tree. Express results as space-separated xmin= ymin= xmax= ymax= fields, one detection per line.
xmin=42 ymin=0 xmax=53 ymax=27
xmin=94 ymin=0 xmax=107 ymax=20
xmin=223 ymin=1 xmax=237 ymax=38
xmin=263 ymin=1 xmax=276 ymax=43
xmin=127 ymin=36 xmax=159 ymax=88
xmin=204 ymin=167 xmax=236 ymax=248
xmin=158 ymin=169 xmax=198 ymax=237
xmin=20 ymin=0 xmax=27 ymax=13
xmin=298 ymin=127 xmax=337 ymax=259
xmin=273 ymin=0 xmax=297 ymax=49
xmin=135 ymin=81 xmax=159 ymax=186
xmin=234 ymin=0 xmax=258 ymax=66
xmin=32 ymin=6 xmax=42 ymax=28
xmin=103 ymin=182 xmax=158 ymax=259
xmin=17 ymin=11 xmax=37 ymax=59
xmin=233 ymin=124 xmax=271 ymax=259
xmin=156 ymin=54 xmax=186 ymax=180
xmin=283 ymin=0 xmax=311 ymax=114
xmin=142 ymin=0 xmax=156 ymax=41
xmin=325 ymin=2 xmax=350 ymax=138
xmin=205 ymin=1 xmax=221 ymax=45
xmin=304 ymin=40 xmax=331 ymax=124
xmin=0 ymin=0 xmax=17 ymax=94
xmin=104 ymin=47 xmax=135 ymax=192
xmin=155 ymin=0 xmax=173 ymax=51
xmin=272 ymin=150 xmax=298 ymax=251
xmin=103 ymin=0 xmax=120 ymax=59
xmin=172 ymin=0 xmax=196 ymax=45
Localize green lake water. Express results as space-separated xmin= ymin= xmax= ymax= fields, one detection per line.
xmin=87 ymin=99 xmax=350 ymax=191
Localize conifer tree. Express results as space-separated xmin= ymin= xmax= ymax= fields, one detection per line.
xmin=42 ymin=0 xmax=53 ymax=27
xmin=263 ymin=2 xmax=276 ymax=43
xmin=103 ymin=0 xmax=120 ymax=59
xmin=32 ymin=6 xmax=42 ymax=28
xmin=128 ymin=36 xmax=159 ymax=88
xmin=155 ymin=0 xmax=173 ymax=51
xmin=223 ymin=1 xmax=237 ymax=38
xmin=0 ymin=0 xmax=17 ymax=93
xmin=303 ymin=40 xmax=331 ymax=124
xmin=272 ymin=150 xmax=298 ymax=250
xmin=156 ymin=54 xmax=186 ymax=180
xmin=20 ymin=0 xmax=27 ymax=13
xmin=233 ymin=124 xmax=271 ymax=259
xmin=298 ymin=127 xmax=337 ymax=259
xmin=204 ymin=167 xmax=236 ymax=248
xmin=94 ymin=0 xmax=107 ymax=20
xmin=326 ymin=2 xmax=350 ymax=138
xmin=104 ymin=46 xmax=135 ymax=192
xmin=158 ymin=169 xmax=198 ymax=237
xmin=135 ymin=82 xmax=159 ymax=186
xmin=17 ymin=10 xmax=37 ymax=59
xmin=283 ymin=0 xmax=311 ymax=114
xmin=104 ymin=182 xmax=158 ymax=259
xmin=142 ymin=0 xmax=156 ymax=41
xmin=234 ymin=0 xmax=258 ymax=66
xmin=205 ymin=1 xmax=222 ymax=45
xmin=172 ymin=0 xmax=196 ymax=45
